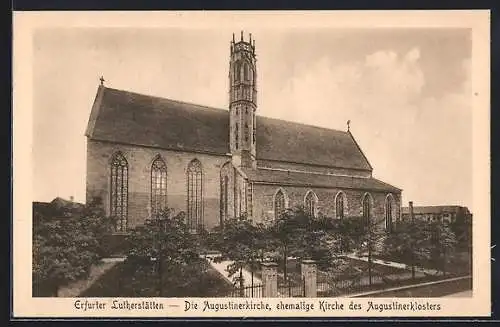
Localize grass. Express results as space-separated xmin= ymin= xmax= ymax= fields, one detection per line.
xmin=374 ymin=251 xmax=472 ymax=275
xmin=57 ymin=261 xmax=119 ymax=297
xmin=80 ymin=258 xmax=233 ymax=297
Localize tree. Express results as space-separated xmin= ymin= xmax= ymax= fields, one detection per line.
xmin=266 ymin=207 xmax=310 ymax=283
xmin=384 ymin=219 xmax=432 ymax=278
xmin=267 ymin=207 xmax=350 ymax=283
xmin=214 ymin=216 xmax=265 ymax=294
xmin=125 ymin=208 xmax=200 ymax=296
xmin=32 ymin=197 xmax=115 ymax=296
xmin=348 ymin=215 xmax=385 ymax=285
xmin=336 ymin=215 xmax=365 ymax=253
xmin=429 ymin=220 xmax=458 ymax=276
xmin=450 ymin=211 xmax=472 ymax=274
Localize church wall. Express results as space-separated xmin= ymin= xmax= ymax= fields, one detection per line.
xmin=251 ymin=183 xmax=401 ymax=227
xmin=86 ymin=139 xmax=230 ymax=231
xmin=257 ymin=160 xmax=372 ymax=178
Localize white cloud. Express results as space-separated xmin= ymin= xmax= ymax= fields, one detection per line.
xmin=259 ymin=47 xmax=472 ymax=210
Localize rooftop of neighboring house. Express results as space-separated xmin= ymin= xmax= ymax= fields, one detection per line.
xmin=401 ymin=205 xmax=471 ymax=216
xmin=33 ymin=197 xmax=85 ymax=219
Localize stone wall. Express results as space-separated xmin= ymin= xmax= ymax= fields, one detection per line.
xmin=86 ymin=139 xmax=230 ymax=230
xmin=251 ymin=183 xmax=401 ymax=227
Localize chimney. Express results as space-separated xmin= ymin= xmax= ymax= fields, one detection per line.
xmin=409 ymin=201 xmax=414 ymax=222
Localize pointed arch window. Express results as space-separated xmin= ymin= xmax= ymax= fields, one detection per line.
xmin=244 ymin=63 xmax=250 ymax=81
xmin=223 ymin=175 xmax=229 ymax=219
xmin=187 ymin=159 xmax=203 ymax=232
xmin=253 ymin=113 xmax=256 ymax=144
xmin=274 ymin=189 xmax=286 ymax=220
xmin=239 ymin=182 xmax=247 ymax=218
xmin=110 ymin=152 xmax=128 ymax=232
xmin=385 ymin=195 xmax=394 ymax=232
xmin=234 ymin=62 xmax=241 ymax=82
xmin=151 ymin=156 xmax=167 ymax=217
xmin=244 ymin=123 xmax=249 ymax=142
xmin=235 ymin=123 xmax=239 ymax=149
xmin=362 ymin=193 xmax=372 ymax=227
xmin=304 ymin=191 xmax=318 ymax=218
xmin=335 ymin=192 xmax=346 ymax=219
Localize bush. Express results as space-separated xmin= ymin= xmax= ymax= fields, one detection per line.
xmin=32 ymin=197 xmax=115 ymax=296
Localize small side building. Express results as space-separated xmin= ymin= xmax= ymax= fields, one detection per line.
xmin=401 ymin=205 xmax=472 ymax=224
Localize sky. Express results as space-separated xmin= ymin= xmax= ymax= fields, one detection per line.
xmin=32 ymin=27 xmax=472 ymax=211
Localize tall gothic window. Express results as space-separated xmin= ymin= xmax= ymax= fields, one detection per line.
xmin=110 ymin=152 xmax=128 ymax=232
xmin=244 ymin=63 xmax=250 ymax=81
xmin=223 ymin=176 xmax=229 ymax=219
xmin=244 ymin=123 xmax=249 ymax=142
xmin=234 ymin=62 xmax=241 ymax=82
xmin=151 ymin=156 xmax=167 ymax=217
xmin=362 ymin=193 xmax=372 ymax=227
xmin=335 ymin=192 xmax=345 ymax=219
xmin=274 ymin=189 xmax=286 ymax=220
xmin=239 ymin=185 xmax=246 ymax=218
xmin=253 ymin=114 xmax=256 ymax=144
xmin=385 ymin=195 xmax=393 ymax=232
xmin=235 ymin=123 xmax=239 ymax=149
xmin=187 ymin=159 xmax=203 ymax=232
xmin=304 ymin=191 xmax=317 ymax=218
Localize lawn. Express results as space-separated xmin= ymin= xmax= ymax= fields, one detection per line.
xmin=81 ymin=258 xmax=234 ymax=297
xmin=374 ymin=251 xmax=472 ymax=276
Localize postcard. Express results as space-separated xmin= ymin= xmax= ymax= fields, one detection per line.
xmin=13 ymin=10 xmax=490 ymax=318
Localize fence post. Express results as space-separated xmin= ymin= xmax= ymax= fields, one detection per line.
xmin=261 ymin=262 xmax=278 ymax=298
xmin=301 ymin=260 xmax=317 ymax=298
xmin=409 ymin=201 xmax=415 ymax=280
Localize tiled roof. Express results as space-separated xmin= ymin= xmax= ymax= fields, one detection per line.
xmin=86 ymin=86 xmax=373 ymax=171
xmin=242 ymin=168 xmax=401 ymax=192
xmin=401 ymin=206 xmax=469 ymax=215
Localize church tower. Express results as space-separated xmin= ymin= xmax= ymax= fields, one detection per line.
xmin=229 ymin=31 xmax=257 ymax=169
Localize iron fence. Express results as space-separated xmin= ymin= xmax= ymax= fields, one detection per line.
xmin=278 ymin=277 xmax=306 ymax=297
xmin=316 ymin=271 xmax=467 ymax=297
xmin=227 ymin=283 xmax=263 ymax=298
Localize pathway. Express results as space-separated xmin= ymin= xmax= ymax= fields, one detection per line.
xmin=203 ymin=254 xmax=262 ymax=287
xmin=345 ymin=253 xmax=441 ymax=276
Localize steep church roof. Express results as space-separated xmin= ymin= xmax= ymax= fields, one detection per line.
xmin=86 ymin=86 xmax=373 ymax=171
xmin=242 ymin=168 xmax=400 ymax=192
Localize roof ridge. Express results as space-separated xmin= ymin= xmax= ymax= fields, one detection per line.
xmin=259 ymin=115 xmax=349 ymax=134
xmin=371 ymin=177 xmax=402 ymax=191
xmin=104 ymin=86 xmax=349 ymax=134
xmin=104 ymin=86 xmax=229 ymax=113
xmin=252 ymin=167 xmax=373 ymax=179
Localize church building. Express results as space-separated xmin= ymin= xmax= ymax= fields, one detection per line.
xmin=85 ymin=32 xmax=402 ymax=233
